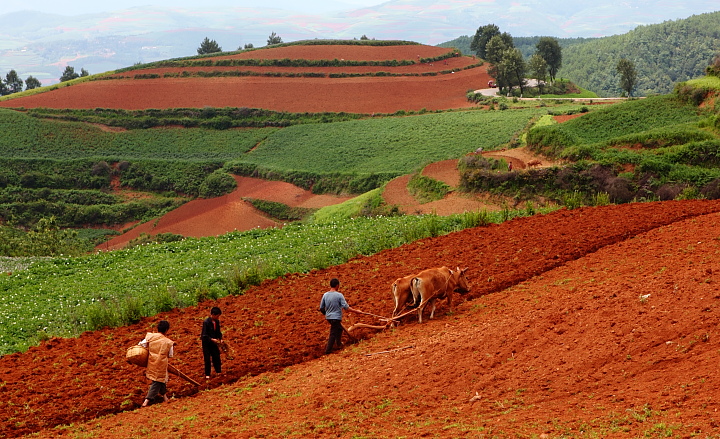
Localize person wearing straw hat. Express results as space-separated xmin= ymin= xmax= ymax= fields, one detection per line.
xmin=139 ymin=320 xmax=174 ymax=407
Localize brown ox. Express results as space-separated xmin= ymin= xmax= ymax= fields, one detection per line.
xmin=527 ymin=159 xmax=542 ymax=168
xmin=391 ymin=274 xmax=418 ymax=317
xmin=410 ymin=266 xmax=470 ymax=323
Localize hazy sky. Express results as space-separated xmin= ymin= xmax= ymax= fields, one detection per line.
xmin=5 ymin=0 xmax=389 ymax=16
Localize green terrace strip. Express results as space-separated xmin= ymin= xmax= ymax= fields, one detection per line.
xmin=22 ymin=107 xmax=366 ymax=129
xmin=0 ymin=208 xmax=555 ymax=356
xmin=0 ymin=109 xmax=278 ymax=158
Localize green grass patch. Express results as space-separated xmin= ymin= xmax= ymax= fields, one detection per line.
xmin=311 ymin=188 xmax=393 ymax=222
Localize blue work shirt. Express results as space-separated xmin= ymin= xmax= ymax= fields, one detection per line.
xmin=319 ymin=290 xmax=349 ymax=320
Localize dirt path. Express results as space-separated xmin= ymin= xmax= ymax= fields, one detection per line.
xmin=481 ymin=146 xmax=560 ymax=169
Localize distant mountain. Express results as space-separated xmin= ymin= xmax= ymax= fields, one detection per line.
xmin=0 ymin=0 xmax=718 ymax=86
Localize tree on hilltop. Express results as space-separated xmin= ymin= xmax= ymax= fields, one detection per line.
xmin=535 ymin=37 xmax=562 ymax=82
xmin=470 ymin=23 xmax=500 ymax=60
xmin=617 ymin=58 xmax=638 ymax=97
xmin=60 ymin=66 xmax=80 ymax=82
xmin=4 ymin=70 xmax=24 ymax=94
xmin=527 ymin=54 xmax=547 ymax=93
xmin=197 ymin=37 xmax=222 ymax=55
xmin=267 ymin=32 xmax=283 ymax=46
xmin=25 ymin=76 xmax=42 ymax=90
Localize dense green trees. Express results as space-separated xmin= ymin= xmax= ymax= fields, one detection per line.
xmin=501 ymin=49 xmax=527 ymax=95
xmin=559 ymin=11 xmax=720 ymax=96
xmin=443 ymin=11 xmax=720 ymax=97
xmin=528 ymin=54 xmax=548 ymax=93
xmin=197 ymin=37 xmax=222 ymax=55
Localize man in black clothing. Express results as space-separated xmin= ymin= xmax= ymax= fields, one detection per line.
xmin=200 ymin=306 xmax=222 ymax=379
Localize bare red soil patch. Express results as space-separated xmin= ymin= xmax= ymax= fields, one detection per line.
xmin=99 ymin=175 xmax=353 ymax=250
xmin=5 ymin=200 xmax=720 ymax=438
xmin=382 ymin=159 xmax=502 ymax=215
xmin=0 ymin=44 xmax=490 ymax=114
xmin=554 ymin=113 xmax=586 ymax=123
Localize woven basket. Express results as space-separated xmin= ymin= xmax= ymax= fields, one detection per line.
xmin=126 ymin=345 xmax=149 ymax=367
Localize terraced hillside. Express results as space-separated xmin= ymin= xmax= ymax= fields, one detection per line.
xmin=0 ymin=42 xmax=491 ymax=113
xmin=4 ymin=200 xmax=720 ymax=437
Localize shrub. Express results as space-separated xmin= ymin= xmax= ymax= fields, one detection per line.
xmin=198 ymin=170 xmax=237 ymax=198
xmin=700 ymin=178 xmax=720 ymax=199
xmin=407 ymin=174 xmax=451 ymax=203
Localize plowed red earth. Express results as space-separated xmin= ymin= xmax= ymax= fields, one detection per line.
xmin=6 ymin=200 xmax=720 ymax=438
xmin=0 ymin=44 xmax=489 ymax=114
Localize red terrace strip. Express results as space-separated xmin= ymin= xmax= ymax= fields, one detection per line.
xmin=3 ymin=199 xmax=720 ymax=438
xmin=206 ymin=44 xmax=454 ymax=61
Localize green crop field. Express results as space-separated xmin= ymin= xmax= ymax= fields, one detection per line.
xmin=0 ymin=109 xmax=276 ymax=161
xmin=242 ymin=109 xmax=546 ymax=174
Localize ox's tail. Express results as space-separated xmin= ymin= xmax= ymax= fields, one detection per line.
xmin=409 ymin=277 xmax=421 ymax=308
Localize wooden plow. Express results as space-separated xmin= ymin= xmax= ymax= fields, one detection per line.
xmin=168 ymin=364 xmax=201 ymax=386
xmin=346 ymin=297 xmax=435 ymax=333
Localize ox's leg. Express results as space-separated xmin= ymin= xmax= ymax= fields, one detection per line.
xmin=428 ymin=298 xmax=437 ymax=320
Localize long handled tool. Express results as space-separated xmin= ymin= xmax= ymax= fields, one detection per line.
xmin=168 ymin=364 xmax=201 ymax=386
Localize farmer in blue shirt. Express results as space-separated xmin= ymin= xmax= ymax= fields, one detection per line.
xmin=318 ymin=278 xmax=358 ymax=354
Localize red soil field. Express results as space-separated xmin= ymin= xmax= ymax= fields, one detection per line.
xmin=5 ymin=200 xmax=720 ymax=438
xmin=0 ymin=44 xmax=489 ymax=114
xmin=98 ymin=175 xmax=354 ymax=251
xmin=100 ymin=159 xmax=497 ymax=250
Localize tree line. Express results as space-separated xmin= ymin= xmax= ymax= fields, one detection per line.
xmin=196 ymin=32 xmax=373 ymax=55
xmin=0 ymin=70 xmax=42 ymax=95
xmin=0 ymin=65 xmax=89 ymax=95
xmin=196 ymin=32 xmax=285 ymax=55
xmin=442 ymin=11 xmax=720 ymax=97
